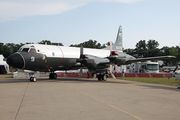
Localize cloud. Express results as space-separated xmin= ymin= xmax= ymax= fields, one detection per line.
xmin=106 ymin=0 xmax=143 ymax=3
xmin=0 ymin=0 xmax=143 ymax=21
xmin=0 ymin=1 xmax=85 ymax=21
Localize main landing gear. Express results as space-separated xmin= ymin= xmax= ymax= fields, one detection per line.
xmin=97 ymin=73 xmax=108 ymax=81
xmin=29 ymin=73 xmax=57 ymax=82
xmin=49 ymin=73 xmax=57 ymax=79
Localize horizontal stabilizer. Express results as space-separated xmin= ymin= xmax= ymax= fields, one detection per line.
xmin=126 ymin=56 xmax=176 ymax=64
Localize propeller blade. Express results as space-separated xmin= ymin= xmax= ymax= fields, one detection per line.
xmin=80 ymin=68 xmax=83 ymax=77
xmin=168 ymin=74 xmax=172 ymax=80
xmin=79 ymin=45 xmax=84 ymax=77
xmin=80 ymin=45 xmax=83 ymax=55
xmin=173 ymin=65 xmax=178 ymax=73
xmin=80 ymin=45 xmax=83 ymax=58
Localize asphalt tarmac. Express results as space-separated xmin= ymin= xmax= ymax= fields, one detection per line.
xmin=0 ymin=77 xmax=180 ymax=120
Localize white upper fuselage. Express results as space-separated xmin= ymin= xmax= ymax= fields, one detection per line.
xmin=18 ymin=44 xmax=111 ymax=59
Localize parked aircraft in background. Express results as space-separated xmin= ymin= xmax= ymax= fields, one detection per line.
xmin=6 ymin=26 xmax=175 ymax=82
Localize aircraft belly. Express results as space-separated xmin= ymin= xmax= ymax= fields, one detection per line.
xmin=45 ymin=57 xmax=76 ymax=71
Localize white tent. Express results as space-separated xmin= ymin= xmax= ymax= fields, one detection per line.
xmin=0 ymin=55 xmax=9 ymax=74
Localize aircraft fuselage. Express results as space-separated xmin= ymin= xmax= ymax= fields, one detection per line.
xmin=7 ymin=44 xmax=116 ymax=72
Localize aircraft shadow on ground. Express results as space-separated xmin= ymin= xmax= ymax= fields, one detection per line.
xmin=0 ymin=77 xmax=129 ymax=84
xmin=0 ymin=77 xmax=179 ymax=91
xmin=0 ymin=78 xmax=29 ymax=83
xmin=42 ymin=77 xmax=130 ymax=84
xmin=138 ymin=84 xmax=179 ymax=92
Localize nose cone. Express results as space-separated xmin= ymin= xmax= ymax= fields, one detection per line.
xmin=7 ymin=53 xmax=24 ymax=69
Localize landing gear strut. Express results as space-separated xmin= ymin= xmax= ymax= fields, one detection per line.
xmin=49 ymin=73 xmax=57 ymax=79
xmin=29 ymin=73 xmax=36 ymax=82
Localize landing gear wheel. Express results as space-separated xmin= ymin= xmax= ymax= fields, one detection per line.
xmin=49 ymin=73 xmax=57 ymax=79
xmin=53 ymin=73 xmax=57 ymax=79
xmin=102 ymin=74 xmax=107 ymax=81
xmin=30 ymin=77 xmax=36 ymax=82
xmin=97 ymin=74 xmax=102 ymax=81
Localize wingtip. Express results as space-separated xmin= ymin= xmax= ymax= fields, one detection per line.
xmin=169 ymin=56 xmax=176 ymax=58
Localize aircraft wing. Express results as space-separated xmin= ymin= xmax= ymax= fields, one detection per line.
xmin=79 ymin=54 xmax=110 ymax=70
xmin=125 ymin=56 xmax=175 ymax=64
xmin=97 ymin=62 xmax=110 ymax=67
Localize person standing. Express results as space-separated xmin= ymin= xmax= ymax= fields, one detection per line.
xmin=122 ymin=69 xmax=124 ymax=79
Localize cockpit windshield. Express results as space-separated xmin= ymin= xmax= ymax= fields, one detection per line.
xmin=18 ymin=47 xmax=37 ymax=53
xmin=22 ymin=48 xmax=29 ymax=52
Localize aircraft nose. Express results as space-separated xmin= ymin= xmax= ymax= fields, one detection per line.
xmin=7 ymin=53 xmax=24 ymax=69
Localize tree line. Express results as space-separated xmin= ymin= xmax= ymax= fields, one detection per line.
xmin=0 ymin=40 xmax=63 ymax=58
xmin=0 ymin=39 xmax=179 ymax=65
xmin=123 ymin=40 xmax=180 ymax=65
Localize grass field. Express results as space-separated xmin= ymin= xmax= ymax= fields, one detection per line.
xmin=1 ymin=74 xmax=180 ymax=87
xmin=0 ymin=74 xmax=13 ymax=78
xmin=117 ymin=77 xmax=180 ymax=86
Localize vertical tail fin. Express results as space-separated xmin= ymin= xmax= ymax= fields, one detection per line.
xmin=104 ymin=26 xmax=123 ymax=52
xmin=112 ymin=25 xmax=123 ymax=52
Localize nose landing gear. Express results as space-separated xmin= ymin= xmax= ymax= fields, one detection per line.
xmin=30 ymin=77 xmax=36 ymax=82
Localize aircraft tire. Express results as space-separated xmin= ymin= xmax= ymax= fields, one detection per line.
xmin=102 ymin=74 xmax=107 ymax=81
xmin=33 ymin=77 xmax=37 ymax=82
xmin=49 ymin=73 xmax=57 ymax=79
xmin=53 ymin=73 xmax=57 ymax=79
xmin=49 ymin=73 xmax=52 ymax=79
xmin=30 ymin=77 xmax=33 ymax=82
xmin=30 ymin=77 xmax=36 ymax=82
xmin=97 ymin=74 xmax=102 ymax=81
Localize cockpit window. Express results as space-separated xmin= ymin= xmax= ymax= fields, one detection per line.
xmin=18 ymin=48 xmax=23 ymax=52
xmin=29 ymin=48 xmax=37 ymax=53
xmin=22 ymin=48 xmax=29 ymax=52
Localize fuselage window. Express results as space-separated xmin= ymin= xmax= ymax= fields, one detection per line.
xmin=22 ymin=48 xmax=29 ymax=52
xmin=29 ymin=48 xmax=37 ymax=53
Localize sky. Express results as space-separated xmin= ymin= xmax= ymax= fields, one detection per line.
xmin=0 ymin=0 xmax=180 ymax=49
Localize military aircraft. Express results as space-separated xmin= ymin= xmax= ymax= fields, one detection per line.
xmin=6 ymin=26 xmax=175 ymax=82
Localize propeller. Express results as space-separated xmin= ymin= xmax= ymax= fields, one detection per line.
xmin=168 ymin=65 xmax=178 ymax=79
xmin=79 ymin=45 xmax=84 ymax=77
xmin=109 ymin=41 xmax=116 ymax=79
xmin=76 ymin=45 xmax=95 ymax=77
